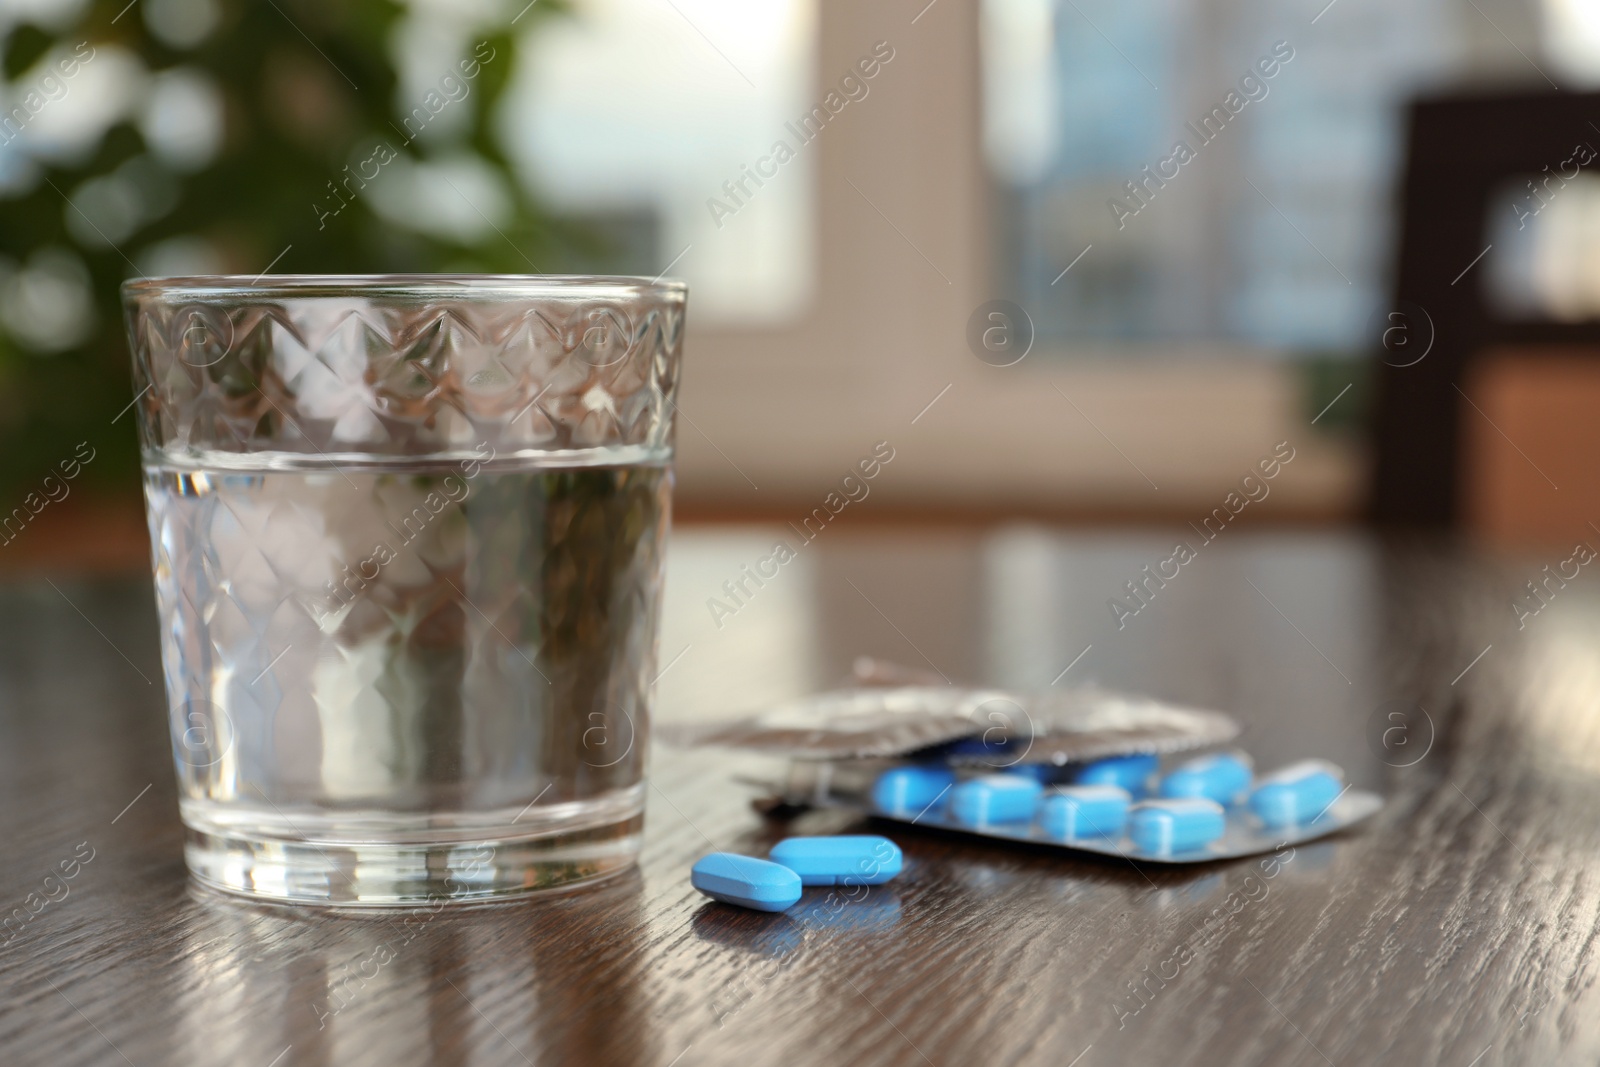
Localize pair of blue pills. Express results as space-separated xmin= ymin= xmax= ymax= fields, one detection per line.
xmin=692 ymin=835 xmax=903 ymax=912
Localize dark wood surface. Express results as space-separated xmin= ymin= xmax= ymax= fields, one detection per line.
xmin=3 ymin=528 xmax=1596 ymax=1066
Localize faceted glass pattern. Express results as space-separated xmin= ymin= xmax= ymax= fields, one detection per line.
xmin=123 ymin=276 xmax=685 ymax=906
xmin=126 ymin=275 xmax=684 ymax=461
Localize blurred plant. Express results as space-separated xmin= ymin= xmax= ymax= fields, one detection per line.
xmin=1297 ymin=353 xmax=1370 ymax=436
xmin=0 ymin=0 xmax=589 ymax=501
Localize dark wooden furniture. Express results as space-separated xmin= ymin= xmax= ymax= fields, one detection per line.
xmin=1 ymin=528 xmax=1592 ymax=1065
xmin=1458 ymin=350 xmax=1600 ymax=546
xmin=1372 ymin=88 xmax=1600 ymax=528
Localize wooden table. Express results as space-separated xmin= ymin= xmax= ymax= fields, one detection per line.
xmin=3 ymin=527 xmax=1594 ymax=1066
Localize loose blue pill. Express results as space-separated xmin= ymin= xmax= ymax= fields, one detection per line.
xmin=950 ymin=774 xmax=1043 ymax=828
xmin=1248 ymin=760 xmax=1344 ymax=829
xmin=1128 ymin=798 xmax=1226 ymax=855
xmin=871 ymin=766 xmax=955 ymax=817
xmin=1075 ymin=753 xmax=1159 ymax=796
xmin=1159 ymin=752 xmax=1254 ymax=805
xmin=1038 ymin=784 xmax=1131 ymax=840
xmin=691 ymin=853 xmax=802 ymax=912
xmin=769 ymin=835 xmax=903 ymax=886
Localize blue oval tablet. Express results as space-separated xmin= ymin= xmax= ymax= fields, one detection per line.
xmin=871 ymin=766 xmax=956 ymax=817
xmin=1038 ymin=784 xmax=1131 ymax=840
xmin=769 ymin=835 xmax=903 ymax=886
xmin=1248 ymin=760 xmax=1344 ymax=829
xmin=691 ymin=853 xmax=802 ymax=912
xmin=950 ymin=774 xmax=1043 ymax=828
xmin=1159 ymin=752 xmax=1254 ymax=805
xmin=1075 ymin=753 xmax=1159 ymax=796
xmin=1129 ymin=798 xmax=1226 ymax=855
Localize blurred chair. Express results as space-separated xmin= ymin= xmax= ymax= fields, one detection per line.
xmin=1370 ymin=88 xmax=1600 ymax=547
xmin=1459 ymin=351 xmax=1600 ymax=546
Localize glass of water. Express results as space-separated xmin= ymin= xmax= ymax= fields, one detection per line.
xmin=122 ymin=275 xmax=685 ymax=905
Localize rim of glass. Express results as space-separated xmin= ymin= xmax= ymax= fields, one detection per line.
xmin=121 ymin=273 xmax=687 ymax=301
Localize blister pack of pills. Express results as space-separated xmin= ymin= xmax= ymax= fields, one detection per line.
xmin=668 ymin=677 xmax=1380 ymax=865
xmin=767 ymin=752 xmax=1382 ymax=864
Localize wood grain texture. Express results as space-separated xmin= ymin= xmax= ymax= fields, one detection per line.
xmin=2 ymin=529 xmax=1598 ymax=1066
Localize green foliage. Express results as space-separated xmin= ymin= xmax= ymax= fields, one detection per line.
xmin=0 ymin=0 xmax=590 ymax=501
xmin=1298 ymin=353 xmax=1370 ymax=435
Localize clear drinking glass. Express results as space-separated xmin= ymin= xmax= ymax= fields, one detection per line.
xmin=122 ymin=275 xmax=685 ymax=905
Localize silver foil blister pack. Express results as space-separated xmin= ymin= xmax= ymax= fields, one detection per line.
xmin=657 ymin=684 xmax=1242 ymax=764
xmin=663 ymin=678 xmax=1382 ymax=864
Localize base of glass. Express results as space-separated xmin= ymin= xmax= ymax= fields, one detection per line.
xmin=181 ymin=793 xmax=644 ymax=907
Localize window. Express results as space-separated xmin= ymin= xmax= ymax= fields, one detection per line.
xmin=508 ymin=0 xmax=815 ymax=324
xmin=982 ymin=0 xmax=1484 ymax=353
xmin=1485 ymin=170 xmax=1600 ymax=322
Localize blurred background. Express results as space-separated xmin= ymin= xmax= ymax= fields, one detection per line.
xmin=4 ymin=0 xmax=1600 ymax=571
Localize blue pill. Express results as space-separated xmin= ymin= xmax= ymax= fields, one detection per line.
xmin=1248 ymin=760 xmax=1344 ymax=829
xmin=871 ymin=766 xmax=956 ymax=817
xmin=691 ymin=853 xmax=802 ymax=912
xmin=1159 ymin=752 xmax=1254 ymax=805
xmin=1005 ymin=763 xmax=1063 ymax=784
xmin=1128 ymin=798 xmax=1226 ymax=855
xmin=950 ymin=774 xmax=1043 ymax=827
xmin=1038 ymin=784 xmax=1131 ymax=840
xmin=769 ymin=835 xmax=903 ymax=886
xmin=1076 ymin=753 xmax=1159 ymax=796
